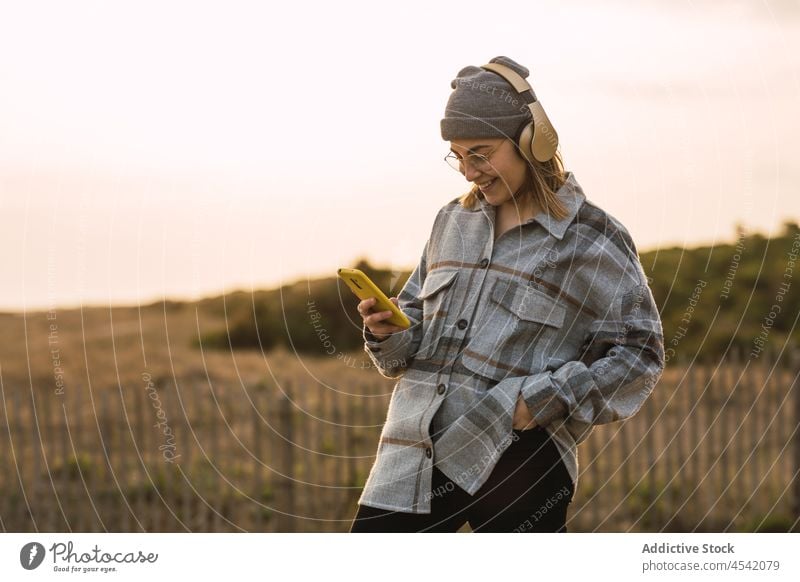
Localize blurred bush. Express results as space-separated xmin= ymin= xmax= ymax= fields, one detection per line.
xmin=197 ymin=222 xmax=800 ymax=362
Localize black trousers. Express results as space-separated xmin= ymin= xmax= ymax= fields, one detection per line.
xmin=350 ymin=426 xmax=574 ymax=532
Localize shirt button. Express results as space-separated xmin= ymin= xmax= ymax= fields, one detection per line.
xmin=437 ymin=383 xmax=446 ymax=395
xmin=457 ymin=319 xmax=468 ymax=330
xmin=479 ymin=258 xmax=489 ymax=268
xmin=425 ymin=447 xmax=432 ymax=459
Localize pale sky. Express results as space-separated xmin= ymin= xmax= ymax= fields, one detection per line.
xmin=1 ymin=0 xmax=798 ymax=311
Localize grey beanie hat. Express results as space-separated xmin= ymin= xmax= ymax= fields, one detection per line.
xmin=440 ymin=55 xmax=533 ymax=141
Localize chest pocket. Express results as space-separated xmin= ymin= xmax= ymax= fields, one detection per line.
xmin=414 ymin=267 xmax=459 ymax=360
xmin=461 ymin=278 xmax=567 ymax=381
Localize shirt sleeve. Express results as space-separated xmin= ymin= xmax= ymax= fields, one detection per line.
xmin=363 ymin=239 xmax=429 ymax=379
xmin=513 ymin=246 xmax=666 ymax=430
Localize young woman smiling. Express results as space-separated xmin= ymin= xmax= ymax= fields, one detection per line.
xmin=349 ymin=56 xmax=665 ymax=533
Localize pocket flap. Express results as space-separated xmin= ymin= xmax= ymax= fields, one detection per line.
xmin=419 ymin=268 xmax=458 ymax=299
xmin=491 ymin=279 xmax=566 ymax=328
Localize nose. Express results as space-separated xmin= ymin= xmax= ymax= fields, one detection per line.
xmin=463 ymin=162 xmax=483 ymax=182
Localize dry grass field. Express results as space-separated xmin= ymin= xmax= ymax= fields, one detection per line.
xmin=0 ymin=300 xmax=382 ymax=391
xmin=1 ymin=302 xmax=797 ymax=532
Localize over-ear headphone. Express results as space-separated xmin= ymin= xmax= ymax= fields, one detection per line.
xmin=479 ymin=61 xmax=559 ymax=164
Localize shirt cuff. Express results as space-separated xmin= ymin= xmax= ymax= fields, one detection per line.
xmin=363 ymin=322 xmax=412 ymax=358
xmin=519 ymin=368 xmax=572 ymax=428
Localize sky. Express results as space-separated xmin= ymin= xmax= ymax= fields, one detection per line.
xmin=1 ymin=0 xmax=798 ymax=311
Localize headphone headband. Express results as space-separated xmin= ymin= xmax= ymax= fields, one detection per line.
xmin=480 ymin=62 xmax=537 ymax=102
xmin=479 ymin=61 xmax=558 ymax=163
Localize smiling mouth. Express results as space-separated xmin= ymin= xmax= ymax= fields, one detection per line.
xmin=478 ymin=178 xmax=497 ymax=192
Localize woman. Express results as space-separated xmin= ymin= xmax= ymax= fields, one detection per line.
xmin=349 ymin=56 xmax=665 ymax=532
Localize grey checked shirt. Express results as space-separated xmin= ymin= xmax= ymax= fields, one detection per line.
xmin=358 ymin=171 xmax=665 ymax=514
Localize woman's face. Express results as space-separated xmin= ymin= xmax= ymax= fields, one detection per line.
xmin=449 ymin=137 xmax=528 ymax=209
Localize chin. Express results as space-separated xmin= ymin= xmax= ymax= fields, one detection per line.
xmin=486 ymin=192 xmax=511 ymax=206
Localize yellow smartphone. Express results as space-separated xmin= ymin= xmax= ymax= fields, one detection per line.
xmin=337 ymin=267 xmax=411 ymax=329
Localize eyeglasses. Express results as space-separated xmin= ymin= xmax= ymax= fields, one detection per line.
xmin=444 ymin=140 xmax=507 ymax=173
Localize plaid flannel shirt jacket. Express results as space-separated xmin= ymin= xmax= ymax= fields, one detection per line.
xmin=358 ymin=171 xmax=665 ymax=514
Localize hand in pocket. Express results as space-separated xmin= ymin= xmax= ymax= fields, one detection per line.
xmin=512 ymin=393 xmax=538 ymax=430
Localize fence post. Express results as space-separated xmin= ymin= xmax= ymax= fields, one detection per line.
xmin=720 ymin=346 xmax=737 ymax=521
xmin=791 ymin=348 xmax=800 ymax=527
xmin=343 ymin=391 xmax=352 ymax=499
xmin=0 ymin=390 xmax=4 ymax=529
xmin=40 ymin=384 xmax=56 ymax=532
xmin=180 ymin=386 xmax=192 ymax=532
xmin=100 ymin=389 xmax=110 ymax=531
xmin=253 ymin=387 xmax=264 ymax=532
xmin=136 ymin=380 xmax=147 ymax=531
xmin=276 ymin=381 xmax=296 ymax=532
xmin=208 ymin=381 xmax=222 ymax=533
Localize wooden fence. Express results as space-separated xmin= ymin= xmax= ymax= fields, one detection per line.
xmin=1 ymin=345 xmax=798 ymax=532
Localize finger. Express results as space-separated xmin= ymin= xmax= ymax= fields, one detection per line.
xmin=366 ymin=310 xmax=392 ymax=326
xmin=368 ymin=317 xmax=402 ymax=336
xmin=357 ymin=297 xmax=376 ymax=316
xmin=378 ymin=312 xmax=394 ymax=326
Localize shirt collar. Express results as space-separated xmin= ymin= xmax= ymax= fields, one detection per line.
xmin=476 ymin=171 xmax=586 ymax=241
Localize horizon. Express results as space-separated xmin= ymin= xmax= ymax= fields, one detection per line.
xmin=5 ymin=218 xmax=794 ymax=315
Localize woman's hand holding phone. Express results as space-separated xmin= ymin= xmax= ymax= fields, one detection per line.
xmin=359 ymin=296 xmax=407 ymax=342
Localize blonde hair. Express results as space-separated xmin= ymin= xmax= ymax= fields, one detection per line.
xmin=458 ymin=147 xmax=570 ymax=220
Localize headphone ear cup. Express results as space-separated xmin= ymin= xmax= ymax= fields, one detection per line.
xmin=530 ymin=102 xmax=558 ymax=162
xmin=517 ymin=122 xmax=536 ymax=165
